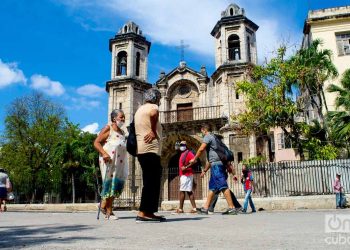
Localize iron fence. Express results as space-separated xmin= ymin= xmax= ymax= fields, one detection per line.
xmin=10 ymin=159 xmax=350 ymax=207
xmin=248 ymin=159 xmax=350 ymax=197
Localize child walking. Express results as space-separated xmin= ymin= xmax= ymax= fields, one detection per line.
xmin=241 ymin=165 xmax=256 ymax=213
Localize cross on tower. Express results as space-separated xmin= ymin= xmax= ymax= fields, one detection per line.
xmin=175 ymin=40 xmax=190 ymax=62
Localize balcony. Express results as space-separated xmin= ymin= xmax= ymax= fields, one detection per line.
xmin=159 ymin=105 xmax=223 ymax=124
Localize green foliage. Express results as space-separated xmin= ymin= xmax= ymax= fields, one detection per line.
xmin=242 ymin=155 xmax=267 ymax=165
xmin=236 ymin=45 xmax=305 ymax=158
xmin=236 ymin=41 xmax=341 ymax=161
xmin=0 ymin=92 xmax=99 ymax=203
xmin=291 ymin=39 xmax=338 ymax=123
xmin=304 ymin=138 xmax=338 ymax=160
xmin=326 ymin=69 xmax=350 ymax=155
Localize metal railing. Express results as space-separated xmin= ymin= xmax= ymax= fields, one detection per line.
xmin=159 ymin=105 xmax=222 ymax=124
xmin=11 ymin=159 xmax=350 ymax=206
xmin=249 ymin=159 xmax=350 ymax=197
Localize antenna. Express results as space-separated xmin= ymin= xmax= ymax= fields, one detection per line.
xmin=175 ymin=40 xmax=190 ymax=62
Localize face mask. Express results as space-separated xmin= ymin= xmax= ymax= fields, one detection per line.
xmin=116 ymin=121 xmax=124 ymax=128
xmin=179 ymin=146 xmax=186 ymax=151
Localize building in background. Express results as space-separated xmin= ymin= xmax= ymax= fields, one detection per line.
xmin=301 ymin=6 xmax=350 ymax=122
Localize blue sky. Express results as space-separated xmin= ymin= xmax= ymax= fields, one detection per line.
xmin=0 ymin=0 xmax=349 ymax=134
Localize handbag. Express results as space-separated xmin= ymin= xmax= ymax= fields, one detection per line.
xmin=7 ymin=191 xmax=14 ymax=201
xmin=126 ymin=118 xmax=137 ymax=157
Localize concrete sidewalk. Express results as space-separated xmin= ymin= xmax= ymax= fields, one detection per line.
xmin=6 ymin=194 xmax=348 ymax=212
xmin=0 ymin=209 xmax=348 ymax=249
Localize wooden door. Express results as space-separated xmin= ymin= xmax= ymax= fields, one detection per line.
xmin=177 ymin=103 xmax=193 ymax=122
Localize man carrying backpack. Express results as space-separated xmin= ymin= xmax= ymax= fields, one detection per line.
xmin=175 ymin=141 xmax=198 ymax=214
xmin=190 ymin=124 xmax=236 ymax=215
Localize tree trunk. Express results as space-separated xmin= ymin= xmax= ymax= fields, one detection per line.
xmin=71 ymin=172 xmax=75 ymax=204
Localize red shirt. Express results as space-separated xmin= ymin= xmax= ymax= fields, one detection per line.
xmin=179 ymin=150 xmax=194 ymax=176
xmin=244 ymin=171 xmax=253 ymax=191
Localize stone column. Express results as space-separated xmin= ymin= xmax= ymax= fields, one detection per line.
xmin=249 ymin=134 xmax=257 ymax=158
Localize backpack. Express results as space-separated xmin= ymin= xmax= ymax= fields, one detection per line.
xmin=126 ymin=118 xmax=137 ymax=157
xmin=213 ymin=135 xmax=234 ymax=163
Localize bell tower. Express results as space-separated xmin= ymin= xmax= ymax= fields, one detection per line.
xmin=106 ymin=22 xmax=152 ymax=124
xmin=210 ymin=4 xmax=259 ymax=118
xmin=211 ymin=4 xmax=258 ymax=69
xmin=210 ymin=4 xmax=260 ymax=160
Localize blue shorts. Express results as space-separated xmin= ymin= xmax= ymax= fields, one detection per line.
xmin=208 ymin=164 xmax=228 ymax=191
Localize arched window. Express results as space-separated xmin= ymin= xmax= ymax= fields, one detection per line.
xmin=135 ymin=27 xmax=139 ymax=34
xmin=228 ymin=34 xmax=240 ymax=61
xmin=230 ymin=8 xmax=234 ymax=16
xmin=117 ymin=51 xmax=127 ymax=76
xmin=136 ymin=52 xmax=141 ymax=76
xmin=124 ymin=26 xmax=127 ymax=33
xmin=247 ymin=36 xmax=251 ymax=62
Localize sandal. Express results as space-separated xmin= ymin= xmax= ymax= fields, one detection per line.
xmin=100 ymin=207 xmax=107 ymax=215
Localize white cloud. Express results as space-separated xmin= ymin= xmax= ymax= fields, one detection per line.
xmin=77 ymin=84 xmax=105 ymax=97
xmin=81 ymin=122 xmax=99 ymax=134
xmin=57 ymin=0 xmax=301 ymax=63
xmin=68 ymin=96 xmax=100 ymax=110
xmin=30 ymin=74 xmax=65 ymax=96
xmin=0 ymin=59 xmax=27 ymax=88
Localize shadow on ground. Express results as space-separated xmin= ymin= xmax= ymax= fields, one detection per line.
xmin=0 ymin=224 xmax=99 ymax=248
xmin=165 ymin=216 xmax=207 ymax=222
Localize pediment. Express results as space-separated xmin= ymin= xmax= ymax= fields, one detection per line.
xmin=156 ymin=64 xmax=206 ymax=86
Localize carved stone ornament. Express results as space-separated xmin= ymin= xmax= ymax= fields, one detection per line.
xmin=178 ymin=84 xmax=191 ymax=97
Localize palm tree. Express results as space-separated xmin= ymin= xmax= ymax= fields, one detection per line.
xmin=327 ymin=69 xmax=350 ymax=145
xmin=292 ymin=39 xmax=338 ymax=126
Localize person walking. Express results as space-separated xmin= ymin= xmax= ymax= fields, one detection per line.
xmin=333 ymin=173 xmax=344 ymax=209
xmin=134 ymin=88 xmax=165 ymax=223
xmin=190 ymin=124 xmax=236 ymax=215
xmin=175 ymin=141 xmax=198 ymax=214
xmin=94 ymin=109 xmax=128 ymax=220
xmin=241 ymin=165 xmax=256 ymax=213
xmin=207 ymin=161 xmax=242 ymax=214
xmin=0 ymin=168 xmax=11 ymax=212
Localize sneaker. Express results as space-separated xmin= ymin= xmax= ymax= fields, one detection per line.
xmin=252 ymin=210 xmax=256 ymax=213
xmin=208 ymin=210 xmax=214 ymax=215
xmin=238 ymin=209 xmax=247 ymax=214
xmin=222 ymin=208 xmax=237 ymax=215
xmin=235 ymin=207 xmax=243 ymax=212
xmin=198 ymin=207 xmax=208 ymax=215
xmin=109 ymin=213 xmax=119 ymax=220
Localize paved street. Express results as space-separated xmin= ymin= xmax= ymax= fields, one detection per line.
xmin=0 ymin=209 xmax=348 ymax=249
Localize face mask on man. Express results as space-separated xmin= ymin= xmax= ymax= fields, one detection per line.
xmin=179 ymin=146 xmax=186 ymax=151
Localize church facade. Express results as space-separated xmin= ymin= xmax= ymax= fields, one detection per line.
xmin=105 ymin=4 xmax=274 ymax=205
